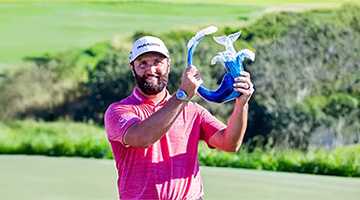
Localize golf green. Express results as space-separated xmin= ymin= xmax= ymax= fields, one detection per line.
xmin=1 ymin=155 xmax=359 ymax=199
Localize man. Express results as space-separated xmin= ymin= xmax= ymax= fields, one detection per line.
xmin=104 ymin=36 xmax=254 ymax=199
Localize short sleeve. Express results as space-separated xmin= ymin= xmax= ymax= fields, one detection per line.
xmin=197 ymin=104 xmax=226 ymax=149
xmin=104 ymin=103 xmax=141 ymax=146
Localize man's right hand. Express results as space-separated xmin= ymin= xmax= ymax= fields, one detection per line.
xmin=180 ymin=65 xmax=203 ymax=99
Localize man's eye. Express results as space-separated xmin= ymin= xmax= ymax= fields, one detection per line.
xmin=156 ymin=60 xmax=165 ymax=65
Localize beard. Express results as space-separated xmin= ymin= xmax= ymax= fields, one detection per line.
xmin=133 ymin=69 xmax=169 ymax=95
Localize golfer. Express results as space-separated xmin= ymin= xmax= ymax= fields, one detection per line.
xmin=104 ymin=36 xmax=254 ymax=199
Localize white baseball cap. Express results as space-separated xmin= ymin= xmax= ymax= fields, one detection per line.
xmin=129 ymin=36 xmax=170 ymax=63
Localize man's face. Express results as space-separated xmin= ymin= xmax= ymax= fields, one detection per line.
xmin=131 ymin=52 xmax=170 ymax=95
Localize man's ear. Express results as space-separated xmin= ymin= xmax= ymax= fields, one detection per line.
xmin=129 ymin=63 xmax=135 ymax=77
xmin=167 ymin=59 xmax=171 ymax=73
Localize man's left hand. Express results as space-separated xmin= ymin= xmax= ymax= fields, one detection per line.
xmin=233 ymin=71 xmax=254 ymax=106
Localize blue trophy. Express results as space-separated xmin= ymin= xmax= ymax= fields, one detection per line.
xmin=187 ymin=26 xmax=255 ymax=103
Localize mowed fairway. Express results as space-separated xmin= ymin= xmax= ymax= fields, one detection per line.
xmin=1 ymin=155 xmax=359 ymax=199
xmin=0 ymin=0 xmax=352 ymax=65
xmin=0 ymin=1 xmax=264 ymax=64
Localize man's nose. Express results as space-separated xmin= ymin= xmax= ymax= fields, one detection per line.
xmin=144 ymin=63 xmax=157 ymax=73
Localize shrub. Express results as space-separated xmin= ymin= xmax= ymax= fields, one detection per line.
xmin=198 ymin=142 xmax=360 ymax=177
xmin=0 ymin=120 xmax=113 ymax=159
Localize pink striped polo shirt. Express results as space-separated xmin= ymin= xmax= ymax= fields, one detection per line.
xmin=104 ymin=88 xmax=226 ymax=199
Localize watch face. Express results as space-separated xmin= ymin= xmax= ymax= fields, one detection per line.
xmin=177 ymin=90 xmax=188 ymax=101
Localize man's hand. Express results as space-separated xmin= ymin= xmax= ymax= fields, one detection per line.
xmin=179 ymin=65 xmax=203 ymax=99
xmin=233 ymin=71 xmax=254 ymax=106
xmin=208 ymin=71 xmax=254 ymax=152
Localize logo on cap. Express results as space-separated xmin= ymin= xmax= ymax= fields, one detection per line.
xmin=137 ymin=42 xmax=161 ymax=49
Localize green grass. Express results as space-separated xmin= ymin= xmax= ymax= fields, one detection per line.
xmin=146 ymin=0 xmax=357 ymax=4
xmin=1 ymin=0 xmax=356 ymax=65
xmin=4 ymin=0 xmax=356 ymax=4
xmin=1 ymin=155 xmax=360 ymax=199
xmin=0 ymin=1 xmax=264 ymax=64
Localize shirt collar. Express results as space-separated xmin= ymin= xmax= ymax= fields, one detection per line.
xmin=133 ymin=87 xmax=171 ymax=106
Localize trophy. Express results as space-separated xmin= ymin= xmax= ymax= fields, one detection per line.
xmin=187 ymin=26 xmax=255 ymax=103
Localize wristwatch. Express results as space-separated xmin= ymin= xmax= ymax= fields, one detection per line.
xmin=176 ymin=89 xmax=191 ymax=101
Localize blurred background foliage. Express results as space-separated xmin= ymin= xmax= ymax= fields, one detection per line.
xmin=0 ymin=3 xmax=359 ymax=153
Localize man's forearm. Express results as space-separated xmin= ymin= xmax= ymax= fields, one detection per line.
xmin=123 ymin=95 xmax=187 ymax=148
xmin=209 ymin=101 xmax=249 ymax=152
xmin=223 ymin=102 xmax=249 ymax=151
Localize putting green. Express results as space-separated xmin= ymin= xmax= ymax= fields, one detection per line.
xmin=1 ymin=155 xmax=359 ymax=199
